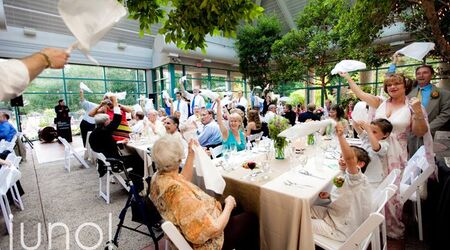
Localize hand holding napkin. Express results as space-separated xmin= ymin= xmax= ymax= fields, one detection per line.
xmin=192 ymin=145 xmax=226 ymax=195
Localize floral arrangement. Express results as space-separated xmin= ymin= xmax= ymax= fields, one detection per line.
xmin=431 ymin=90 xmax=440 ymax=99
xmin=268 ymin=115 xmax=291 ymax=159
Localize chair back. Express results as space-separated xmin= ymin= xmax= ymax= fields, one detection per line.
xmin=372 ymin=169 xmax=400 ymax=208
xmin=340 ymin=213 xmax=385 ymax=250
xmin=374 ymin=185 xmax=397 ymax=214
xmin=210 ymin=145 xmax=223 ymax=159
xmin=399 ymin=146 xmax=434 ymax=203
xmin=5 ymin=154 xmax=22 ymax=169
xmin=434 ymin=131 xmax=450 ymax=140
xmin=247 ymin=132 xmax=263 ymax=142
xmin=92 ymin=151 xmax=110 ymax=167
xmin=161 ymin=221 xmax=193 ymax=250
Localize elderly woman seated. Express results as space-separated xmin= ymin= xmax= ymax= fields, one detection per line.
xmin=150 ymin=136 xmax=259 ymax=250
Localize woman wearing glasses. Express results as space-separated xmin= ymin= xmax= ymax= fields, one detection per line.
xmin=339 ymin=71 xmax=432 ymax=241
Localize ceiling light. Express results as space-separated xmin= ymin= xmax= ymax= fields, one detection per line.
xmin=117 ymin=42 xmax=127 ymax=50
xmin=168 ymin=52 xmax=179 ymax=57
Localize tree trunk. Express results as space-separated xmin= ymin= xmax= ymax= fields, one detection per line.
xmin=421 ymin=0 xmax=450 ymax=62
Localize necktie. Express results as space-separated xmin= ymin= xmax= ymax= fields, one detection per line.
xmin=211 ymin=102 xmax=215 ymax=109
xmin=177 ymin=100 xmax=180 ymax=111
xmin=417 ymin=88 xmax=422 ymax=102
xmin=191 ymin=95 xmax=196 ymax=113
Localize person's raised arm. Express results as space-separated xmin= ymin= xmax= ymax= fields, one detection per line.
xmin=361 ymin=121 xmax=381 ymax=152
xmin=216 ymin=98 xmax=229 ymax=140
xmin=180 ymin=139 xmax=197 ymax=181
xmin=22 ymin=48 xmax=69 ymax=81
xmin=339 ymin=72 xmax=381 ymax=109
xmin=89 ymin=100 xmax=106 ymax=117
xmin=119 ymin=104 xmax=132 ymax=113
xmin=410 ymin=98 xmax=428 ymax=137
xmin=336 ymin=122 xmax=358 ymax=174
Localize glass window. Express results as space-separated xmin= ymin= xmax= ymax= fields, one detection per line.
xmin=106 ymin=67 xmax=137 ymax=81
xmin=27 ymin=78 xmax=64 ymax=94
xmin=65 ymin=79 xmax=105 ymax=94
xmin=64 ymin=64 xmax=103 ymax=78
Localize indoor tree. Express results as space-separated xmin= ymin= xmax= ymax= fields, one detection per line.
xmin=235 ymin=15 xmax=282 ymax=90
xmin=120 ymin=0 xmax=264 ymax=51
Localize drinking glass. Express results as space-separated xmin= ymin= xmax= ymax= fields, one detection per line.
xmin=298 ymin=155 xmax=307 ymax=169
xmin=222 ymin=147 xmax=231 ymax=171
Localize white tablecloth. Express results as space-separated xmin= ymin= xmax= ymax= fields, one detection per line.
xmin=213 ymin=145 xmax=340 ymax=250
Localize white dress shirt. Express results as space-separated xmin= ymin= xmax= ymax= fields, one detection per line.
xmin=172 ymin=99 xmax=189 ymax=122
xmin=0 ymin=59 xmax=30 ymax=101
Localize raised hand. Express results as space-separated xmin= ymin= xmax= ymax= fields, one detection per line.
xmin=41 ymin=48 xmax=70 ymax=69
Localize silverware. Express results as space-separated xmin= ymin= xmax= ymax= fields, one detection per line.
xmin=298 ymin=169 xmax=325 ymax=180
xmin=283 ymin=180 xmax=312 ymax=188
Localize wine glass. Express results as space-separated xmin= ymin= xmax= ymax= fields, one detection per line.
xmin=222 ymin=147 xmax=231 ymax=171
xmin=298 ymin=155 xmax=307 ymax=169
xmin=248 ymin=162 xmax=257 ymax=181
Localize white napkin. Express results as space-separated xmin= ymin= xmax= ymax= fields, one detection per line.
xmin=193 ymin=145 xmax=226 ymax=194
xmin=279 ymin=120 xmax=333 ymax=139
xmin=132 ymin=104 xmax=143 ymax=113
xmin=58 ymin=0 xmax=127 ymax=65
xmin=180 ymin=76 xmax=187 ymax=82
xmin=397 ymin=42 xmax=435 ymax=61
xmin=279 ymin=96 xmax=290 ymax=102
xmin=352 ymin=101 xmax=369 ymax=122
xmin=79 ymin=82 xmax=93 ymax=93
xmin=221 ymin=99 xmax=231 ymax=107
xmin=105 ymin=91 xmax=127 ymax=100
xmin=200 ymin=89 xmax=219 ymax=100
xmin=0 ymin=166 xmax=21 ymax=195
xmin=162 ymin=90 xmax=170 ymax=100
xmin=331 ymin=60 xmax=366 ymax=75
xmin=144 ymin=98 xmax=155 ymax=111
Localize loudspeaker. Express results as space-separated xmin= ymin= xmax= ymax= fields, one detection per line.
xmin=10 ymin=95 xmax=24 ymax=107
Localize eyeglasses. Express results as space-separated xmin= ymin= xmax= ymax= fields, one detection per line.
xmin=165 ymin=122 xmax=174 ymax=125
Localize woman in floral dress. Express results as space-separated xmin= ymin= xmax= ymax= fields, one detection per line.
xmin=339 ymin=72 xmax=433 ymax=239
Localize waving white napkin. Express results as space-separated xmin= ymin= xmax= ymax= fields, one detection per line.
xmin=397 ymin=42 xmax=435 ymax=61
xmin=193 ymin=145 xmax=226 ymax=194
xmin=79 ymin=82 xmax=93 ymax=93
xmin=352 ymin=101 xmax=369 ymax=122
xmin=132 ymin=104 xmax=143 ymax=113
xmin=144 ymin=98 xmax=154 ymax=111
xmin=58 ymin=0 xmax=127 ymax=64
xmin=279 ymin=120 xmax=333 ymax=139
xmin=279 ymin=96 xmax=291 ymax=102
xmin=0 ymin=166 xmax=21 ymax=195
xmin=220 ymin=99 xmax=231 ymax=107
xmin=105 ymin=91 xmax=127 ymax=100
xmin=200 ymin=89 xmax=219 ymax=100
xmin=331 ymin=60 xmax=366 ymax=75
xmin=162 ymin=90 xmax=170 ymax=100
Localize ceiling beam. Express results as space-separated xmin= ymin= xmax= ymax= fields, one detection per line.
xmin=275 ymin=0 xmax=296 ymax=30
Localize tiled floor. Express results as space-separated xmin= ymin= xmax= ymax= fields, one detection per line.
xmin=0 ymin=136 xmax=432 ymax=249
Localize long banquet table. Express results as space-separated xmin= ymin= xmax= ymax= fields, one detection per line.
xmin=211 ymin=143 xmax=341 ymax=250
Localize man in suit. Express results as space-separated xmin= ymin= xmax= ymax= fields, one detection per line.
xmin=298 ymin=103 xmax=320 ymax=123
xmin=407 ymin=65 xmax=450 ymax=157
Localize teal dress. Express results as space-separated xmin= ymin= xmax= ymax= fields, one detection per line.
xmin=223 ymin=129 xmax=246 ymax=152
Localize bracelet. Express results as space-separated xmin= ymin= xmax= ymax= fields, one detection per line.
xmin=37 ymin=52 xmax=52 ymax=68
xmin=413 ymin=115 xmax=425 ymax=120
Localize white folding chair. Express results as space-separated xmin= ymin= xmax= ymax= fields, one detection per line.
xmin=0 ymin=164 xmax=21 ymax=234
xmin=5 ymin=154 xmax=24 ymax=211
xmin=93 ymin=152 xmax=130 ymax=204
xmin=434 ymin=131 xmax=450 ymax=140
xmin=161 ymin=221 xmax=193 ymax=250
xmin=314 ymin=213 xmax=385 ymax=250
xmin=399 ymin=146 xmax=434 ymax=241
xmin=58 ymin=136 xmax=90 ymax=172
xmin=372 ymin=169 xmax=401 ymax=210
xmin=371 ymin=185 xmax=398 ymax=250
xmin=210 ymin=145 xmax=223 ymax=159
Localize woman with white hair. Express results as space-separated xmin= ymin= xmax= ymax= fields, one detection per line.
xmin=217 ymin=98 xmax=246 ymax=151
xmin=150 ymin=136 xmax=259 ymax=249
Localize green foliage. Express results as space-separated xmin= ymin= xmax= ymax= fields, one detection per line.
xmin=288 ymin=90 xmax=305 ymax=107
xmin=122 ymin=0 xmax=264 ymax=51
xmin=235 ymin=15 xmax=282 ymax=89
xmin=268 ymin=115 xmax=290 ymax=149
xmin=271 ymin=0 xmax=348 ymax=88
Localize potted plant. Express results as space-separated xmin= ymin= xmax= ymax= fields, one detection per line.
xmin=268 ymin=115 xmax=291 ymax=159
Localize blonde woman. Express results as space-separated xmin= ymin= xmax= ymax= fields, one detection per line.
xmin=217 ymin=98 xmax=246 ymax=151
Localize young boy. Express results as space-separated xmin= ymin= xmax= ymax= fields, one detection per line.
xmin=311 ymin=123 xmax=372 ymax=242
xmin=353 ymin=118 xmax=393 ymax=186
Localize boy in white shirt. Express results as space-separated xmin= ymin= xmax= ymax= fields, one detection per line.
xmin=353 ymin=118 xmax=392 ymax=186
xmin=311 ymin=123 xmax=372 ymax=242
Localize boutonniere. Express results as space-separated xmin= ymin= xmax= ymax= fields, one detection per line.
xmin=431 ymin=90 xmax=440 ymax=99
xmin=333 ymin=176 xmax=345 ymax=188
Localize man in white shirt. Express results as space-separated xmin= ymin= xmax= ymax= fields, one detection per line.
xmin=171 ymin=92 xmax=189 ymax=122
xmin=181 ymin=84 xmax=206 ymax=114
xmin=234 ymin=90 xmax=248 ymax=111
xmin=264 ymin=104 xmax=277 ymax=123
xmin=79 ymin=89 xmax=97 ymax=147
xmin=0 ymin=48 xmax=69 ymax=101
xmin=146 ymin=110 xmax=165 ymax=137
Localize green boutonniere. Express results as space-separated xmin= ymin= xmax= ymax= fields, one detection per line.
xmin=431 ymin=90 xmax=440 ymax=99
xmin=333 ymin=176 xmax=345 ymax=188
